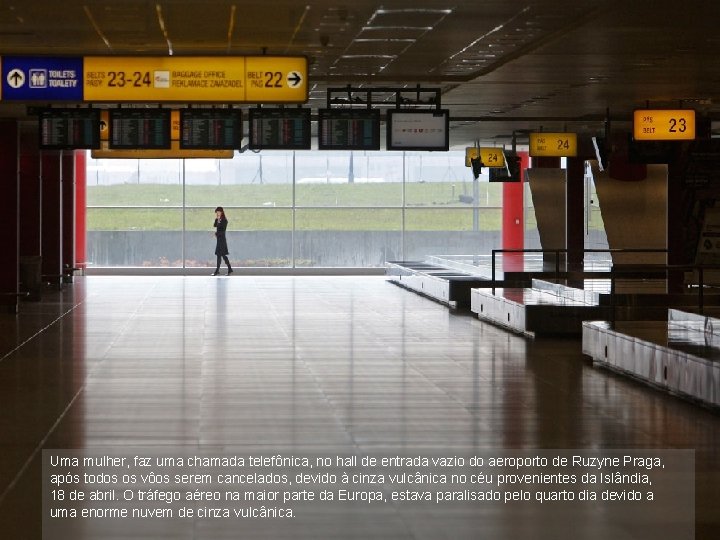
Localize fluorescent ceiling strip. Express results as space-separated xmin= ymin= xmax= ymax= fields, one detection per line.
xmin=156 ymin=3 xmax=173 ymax=56
xmin=83 ymin=5 xmax=112 ymax=51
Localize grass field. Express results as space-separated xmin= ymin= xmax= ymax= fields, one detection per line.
xmin=86 ymin=182 xmax=603 ymax=232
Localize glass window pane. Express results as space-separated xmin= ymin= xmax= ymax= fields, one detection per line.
xmin=295 ymin=209 xmax=401 ymax=267
xmin=296 ymin=151 xmax=402 ymax=206
xmin=405 ymin=150 xmax=492 ymax=208
xmin=404 ymin=208 xmax=501 ymax=261
xmin=87 ymin=208 xmax=182 ymax=267
xmin=86 ymin=158 xmax=183 ymax=206
xmin=184 ymin=153 xmax=292 ymax=207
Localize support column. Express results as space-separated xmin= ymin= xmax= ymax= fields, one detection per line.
xmin=62 ymin=152 xmax=75 ymax=282
xmin=19 ymin=121 xmax=41 ymax=257
xmin=0 ymin=121 xmax=19 ymax=312
xmin=502 ymin=151 xmax=529 ymax=272
xmin=75 ymin=151 xmax=87 ymax=269
xmin=41 ymin=151 xmax=63 ymax=287
xmin=566 ymin=157 xmax=585 ymax=273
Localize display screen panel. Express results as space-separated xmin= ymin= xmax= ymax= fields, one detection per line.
xmin=318 ymin=109 xmax=380 ymax=150
xmin=248 ymin=108 xmax=311 ymax=150
xmin=39 ymin=108 xmax=101 ymax=150
xmin=386 ymin=109 xmax=449 ymax=151
xmin=109 ymin=109 xmax=172 ymax=149
xmin=180 ymin=109 xmax=242 ymax=150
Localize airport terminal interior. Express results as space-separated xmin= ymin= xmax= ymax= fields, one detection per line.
xmin=1 ymin=1 xmax=720 ymax=539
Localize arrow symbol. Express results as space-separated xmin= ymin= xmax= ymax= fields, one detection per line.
xmin=287 ymin=71 xmax=302 ymax=88
xmin=7 ymin=69 xmax=25 ymax=89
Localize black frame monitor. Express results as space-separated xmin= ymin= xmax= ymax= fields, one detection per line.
xmin=318 ymin=109 xmax=381 ymax=150
xmin=39 ymin=108 xmax=101 ymax=150
xmin=180 ymin=109 xmax=242 ymax=150
xmin=248 ymin=108 xmax=311 ymax=150
xmin=386 ymin=109 xmax=449 ymax=151
xmin=109 ymin=108 xmax=172 ymax=150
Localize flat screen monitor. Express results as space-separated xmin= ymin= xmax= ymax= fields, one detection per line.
xmin=109 ymin=109 xmax=172 ymax=149
xmin=386 ymin=109 xmax=449 ymax=151
xmin=318 ymin=109 xmax=380 ymax=150
xmin=180 ymin=109 xmax=242 ymax=150
xmin=39 ymin=108 xmax=101 ymax=150
xmin=248 ymin=108 xmax=311 ymax=150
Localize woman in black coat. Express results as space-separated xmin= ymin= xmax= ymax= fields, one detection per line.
xmin=212 ymin=206 xmax=233 ymax=276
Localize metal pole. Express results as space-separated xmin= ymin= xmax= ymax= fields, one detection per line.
xmin=491 ymin=250 xmax=496 ymax=293
xmin=555 ymin=249 xmax=560 ymax=282
xmin=401 ymin=151 xmax=406 ymax=261
xmin=699 ymin=267 xmax=704 ymax=315
xmin=610 ymin=265 xmax=616 ymax=328
xmin=181 ymin=159 xmax=186 ymax=269
xmin=473 ymin=174 xmax=479 ymax=231
xmin=292 ymin=151 xmax=296 ymax=269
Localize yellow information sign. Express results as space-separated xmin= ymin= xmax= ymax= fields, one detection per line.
xmin=633 ymin=109 xmax=695 ymax=140
xmin=84 ymin=56 xmax=307 ymax=103
xmin=465 ymin=147 xmax=505 ymax=168
xmin=529 ymin=133 xmax=577 ymax=157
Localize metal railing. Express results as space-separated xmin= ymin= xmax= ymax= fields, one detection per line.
xmin=608 ymin=264 xmax=720 ymax=320
xmin=490 ymin=248 xmax=669 ymax=284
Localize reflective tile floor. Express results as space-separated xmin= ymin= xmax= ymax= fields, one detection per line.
xmin=0 ymin=277 xmax=719 ymax=539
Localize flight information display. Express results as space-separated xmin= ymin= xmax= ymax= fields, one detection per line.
xmin=180 ymin=109 xmax=242 ymax=150
xmin=318 ymin=109 xmax=380 ymax=150
xmin=109 ymin=109 xmax=172 ymax=149
xmin=248 ymin=108 xmax=311 ymax=150
xmin=386 ymin=109 xmax=449 ymax=151
xmin=39 ymin=108 xmax=100 ymax=150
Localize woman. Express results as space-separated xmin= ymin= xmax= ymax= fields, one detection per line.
xmin=212 ymin=206 xmax=233 ymax=276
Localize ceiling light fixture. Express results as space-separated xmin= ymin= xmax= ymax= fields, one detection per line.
xmin=226 ymin=4 xmax=236 ymax=53
xmin=155 ymin=4 xmax=173 ymax=56
xmin=83 ymin=5 xmax=112 ymax=51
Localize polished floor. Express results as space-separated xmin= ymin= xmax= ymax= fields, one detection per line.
xmin=0 ymin=276 xmax=718 ymax=539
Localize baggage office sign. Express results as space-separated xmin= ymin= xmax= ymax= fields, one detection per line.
xmin=1 ymin=56 xmax=83 ymax=101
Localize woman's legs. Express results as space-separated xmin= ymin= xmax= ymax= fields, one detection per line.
xmin=214 ymin=255 xmax=232 ymax=275
xmin=223 ymin=255 xmax=233 ymax=273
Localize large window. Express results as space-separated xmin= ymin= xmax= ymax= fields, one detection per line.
xmin=86 ymin=150 xmax=506 ymax=268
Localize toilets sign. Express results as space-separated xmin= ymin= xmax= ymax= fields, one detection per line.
xmin=1 ymin=56 xmax=83 ymax=100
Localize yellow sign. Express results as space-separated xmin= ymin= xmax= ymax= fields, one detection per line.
xmin=91 ymin=140 xmax=233 ymax=159
xmin=529 ymin=132 xmax=577 ymax=157
xmin=84 ymin=56 xmax=307 ymax=103
xmin=244 ymin=57 xmax=307 ymax=103
xmin=633 ymin=109 xmax=695 ymax=140
xmin=465 ymin=147 xmax=505 ymax=168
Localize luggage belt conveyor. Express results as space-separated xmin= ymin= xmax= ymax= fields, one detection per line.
xmin=387 ymin=257 xmax=720 ymax=336
xmin=385 ymin=261 xmax=491 ymax=309
xmin=470 ymin=278 xmax=720 ymax=337
xmin=583 ymin=309 xmax=720 ymax=408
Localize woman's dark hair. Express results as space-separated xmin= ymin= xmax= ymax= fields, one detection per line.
xmin=214 ymin=206 xmax=224 ymax=213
